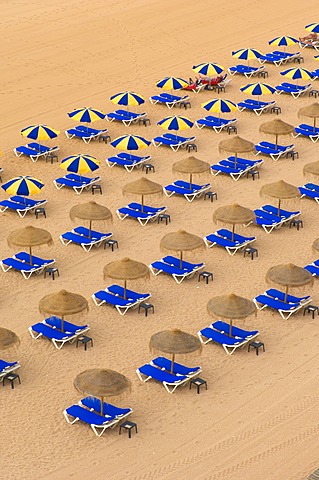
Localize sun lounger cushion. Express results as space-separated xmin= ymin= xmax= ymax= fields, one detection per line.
xmin=80 ymin=396 xmax=132 ymax=418
xmin=151 ymin=356 xmax=201 ymax=376
xmin=211 ymin=321 xmax=259 ymax=339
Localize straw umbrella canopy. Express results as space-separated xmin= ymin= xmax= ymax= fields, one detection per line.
xmin=172 ymin=156 xmax=210 ymax=189
xmin=213 ymin=203 xmax=255 ymax=241
xmin=122 ymin=177 xmax=163 ymax=213
xmin=298 ymin=103 xmax=319 ymax=130
xmin=160 ymin=229 xmax=205 ymax=269
xmin=207 ymin=293 xmax=256 ymax=337
xmin=313 ymin=238 xmax=319 ymax=253
xmin=260 ymin=180 xmax=300 ymax=215
xmin=259 ymin=118 xmax=295 ymax=148
xmin=149 ymin=329 xmax=201 ymax=373
xmin=103 ymin=257 xmax=149 ymax=299
xmin=0 ymin=328 xmax=20 ymax=350
xmin=266 ymin=263 xmax=313 ymax=301
xmin=7 ymin=225 xmax=53 ymax=265
xmin=39 ymin=289 xmax=88 ymax=332
xmin=218 ymin=136 xmax=255 ymax=167
xmin=303 ymin=161 xmax=319 ymax=177
xmin=69 ymin=201 xmax=112 ymax=239
xmin=74 ymin=368 xmax=131 ymax=415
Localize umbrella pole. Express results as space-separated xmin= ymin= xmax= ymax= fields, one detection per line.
xmin=275 ymin=134 xmax=278 ymax=149
xmin=229 ymin=319 xmax=233 ymax=338
xmin=234 ymin=152 xmax=237 ymax=169
xmin=171 ymin=353 xmax=175 ymax=374
xmin=278 ymin=198 xmax=281 ymax=216
xmin=284 ymin=285 xmax=288 ymax=303
xmin=189 ymin=173 xmax=193 ymax=190
xmin=89 ymin=220 xmax=92 ymax=239
xmin=232 ymin=224 xmax=235 ymax=242
xmin=124 ymin=279 xmax=127 ymax=300
xmin=29 ymin=246 xmax=32 ymax=265
xmin=314 ymin=118 xmax=317 ymax=132
xmin=61 ymin=315 xmax=64 ymax=333
xmin=180 ymin=251 xmax=183 ymax=269
xmin=101 ymin=396 xmax=104 ymax=416
xmin=141 ymin=194 xmax=144 ymax=213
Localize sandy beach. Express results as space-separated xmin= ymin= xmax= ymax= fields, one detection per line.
xmin=1 ymin=1 xmax=319 ymax=479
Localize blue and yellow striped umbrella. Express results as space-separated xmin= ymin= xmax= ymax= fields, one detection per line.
xmin=110 ymin=91 xmax=145 ymax=106
xmin=269 ymin=36 xmax=298 ymax=48
xmin=21 ymin=125 xmax=60 ymax=140
xmin=156 ymin=77 xmax=188 ymax=91
xmin=192 ymin=63 xmax=224 ymax=76
xmin=315 ymin=54 xmax=319 ymax=60
xmin=240 ymin=82 xmax=275 ymax=96
xmin=2 ymin=176 xmax=44 ymax=196
xmin=111 ymin=135 xmax=151 ymax=151
xmin=67 ymin=107 xmax=106 ymax=123
xmin=305 ymin=23 xmax=319 ymax=34
xmin=60 ymin=155 xmax=100 ymax=174
xmin=201 ymin=99 xmax=237 ymax=114
xmin=232 ymin=48 xmax=263 ymax=61
xmin=158 ymin=115 xmax=193 ymax=131
xmin=280 ymin=67 xmax=313 ymax=81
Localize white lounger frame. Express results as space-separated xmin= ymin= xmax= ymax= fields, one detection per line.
xmin=28 ymin=326 xmax=78 ymax=349
xmin=152 ymin=137 xmax=196 ymax=152
xmin=204 ymin=233 xmax=255 ymax=255
xmin=0 ymin=362 xmax=21 ymax=382
xmin=253 ymin=297 xmax=310 ymax=320
xmin=63 ymin=408 xmax=119 ymax=437
xmin=149 ymin=262 xmax=204 ymax=284
xmin=59 ymin=231 xmax=112 ymax=252
xmin=105 ymin=156 xmax=150 ymax=172
xmin=136 ymin=368 xmax=190 ymax=394
xmin=164 ymin=184 xmax=210 ymax=202
xmin=53 ymin=177 xmax=101 ymax=194
xmin=91 ymin=292 xmax=142 ymax=316
xmin=197 ymin=329 xmax=248 ymax=355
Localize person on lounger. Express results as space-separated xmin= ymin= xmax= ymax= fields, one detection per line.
xmin=299 ymin=32 xmax=318 ymax=44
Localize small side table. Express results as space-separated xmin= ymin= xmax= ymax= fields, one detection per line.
xmin=189 ymin=377 xmax=207 ymax=394
xmin=248 ymin=341 xmax=265 ymax=356
xmin=286 ymin=151 xmax=299 ymax=161
xmin=198 ymin=271 xmax=213 ymax=284
xmin=3 ymin=373 xmax=21 ymax=389
xmin=119 ymin=421 xmax=137 ymax=438
xmin=104 ymin=239 xmax=118 ymax=251
xmin=303 ymin=305 xmax=319 ymax=319
xmin=258 ymin=70 xmax=268 ymax=78
xmin=204 ymin=191 xmax=218 ymax=202
xmin=215 ymin=84 xmax=226 ymax=94
xmin=139 ymin=118 xmax=151 ymax=126
xmin=289 ymin=219 xmax=303 ymax=230
xmin=293 ymin=56 xmax=304 ymax=63
xmin=91 ymin=184 xmax=102 ymax=195
xmin=309 ymin=89 xmax=319 ymax=98
xmin=142 ymin=163 xmax=155 ymax=174
xmin=179 ymin=101 xmax=191 ymax=109
xmin=244 ymin=247 xmax=258 ymax=260
xmin=227 ymin=125 xmax=237 ymax=135
xmin=34 ymin=207 xmax=46 ymax=219
xmin=46 ymin=153 xmax=58 ymax=164
xmin=157 ymin=213 xmax=171 ymax=225
xmin=76 ymin=335 xmax=93 ymax=351
xmin=138 ymin=302 xmax=154 ymax=317
xmin=98 ymin=134 xmax=111 ymax=144
xmin=246 ymin=170 xmax=260 ymax=180
xmin=44 ymin=267 xmax=60 ymax=280
xmin=186 ymin=143 xmax=197 ymax=153
xmin=271 ymin=106 xmax=281 ymax=115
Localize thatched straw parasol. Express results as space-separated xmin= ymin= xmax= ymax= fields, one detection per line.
xmin=160 ymin=229 xmax=205 ymax=268
xmin=213 ymin=203 xmax=255 ymax=241
xmin=260 ymin=180 xmax=300 ymax=215
xmin=103 ymin=257 xmax=149 ymax=299
xmin=74 ymin=368 xmax=131 ymax=415
xmin=259 ymin=119 xmax=295 ymax=148
xmin=172 ymin=156 xmax=210 ymax=189
xmin=207 ymin=293 xmax=256 ymax=337
xmin=313 ymin=238 xmax=319 ymax=253
xmin=39 ymin=289 xmax=88 ymax=332
xmin=122 ymin=177 xmax=163 ymax=213
xmin=0 ymin=328 xmax=20 ymax=350
xmin=149 ymin=329 xmax=201 ymax=373
xmin=7 ymin=225 xmax=53 ymax=265
xmin=69 ymin=201 xmax=112 ymax=239
xmin=303 ymin=161 xmax=319 ymax=177
xmin=266 ymin=263 xmax=313 ymax=301
xmin=219 ymin=136 xmax=255 ymax=167
xmin=298 ymin=103 xmax=319 ymax=130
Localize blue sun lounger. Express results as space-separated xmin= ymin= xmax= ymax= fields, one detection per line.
xmin=227 ymin=156 xmax=263 ymax=168
xmin=204 ymin=229 xmax=255 ymax=255
xmin=29 ymin=323 xmax=77 ymax=349
xmin=259 ymin=53 xmax=286 ymax=66
xmin=260 ymin=204 xmax=300 ymax=222
xmin=152 ymin=133 xmax=196 ymax=151
xmin=79 ymin=396 xmax=132 ymax=419
xmin=150 ymin=356 xmax=202 ymax=378
xmin=254 ymin=209 xmax=284 ymax=233
xmin=0 ymin=359 xmax=20 ymax=382
xmin=228 ymin=64 xmax=266 ymax=78
xmin=106 ymin=284 xmax=151 ymax=303
xmin=161 ymin=255 xmax=204 ymax=272
xmin=92 ymin=289 xmax=140 ymax=315
xmin=211 ymin=321 xmax=259 ymax=341
xmin=63 ymin=405 xmax=119 ymax=436
xmin=299 ymin=183 xmax=319 ymax=203
xmin=106 ymin=109 xmax=147 ymax=126
xmin=275 ymin=82 xmax=312 ymax=99
xmin=73 ymin=226 xmax=112 ymax=242
xmin=149 ymin=259 xmax=201 ymax=284
xmin=14 ymin=143 xmax=59 ymax=162
xmin=136 ymin=363 xmax=189 ymax=393
xmin=1 ymin=255 xmax=55 ymax=279
xmin=43 ymin=316 xmax=90 ymax=335
xmin=237 ymin=99 xmax=276 ymax=116
xmin=294 ymin=124 xmax=319 ymax=143
xmin=197 ymin=326 xmax=248 ymax=354
xmin=272 ymin=50 xmax=301 ymax=61
xmin=106 ymin=152 xmax=151 ymax=171
xmin=195 ymin=116 xmax=237 ymax=133
xmin=254 ymin=141 xmax=295 ymax=161
xmin=126 ymin=203 xmax=166 ymax=215
xmin=164 ymin=181 xmax=211 ymax=201
xmin=0 ymin=196 xmax=47 ymax=217
xmin=54 ymin=174 xmax=101 ymax=194
xmin=253 ymin=294 xmax=305 ymax=319
xmin=14 ymin=252 xmax=55 ymax=268
xmin=116 ymin=205 xmax=162 ymax=225
xmin=304 ymin=263 xmax=319 ymax=276
xmin=65 ymin=125 xmax=108 ymax=143
xmin=264 ymin=289 xmax=310 ymax=305
xmin=149 ymin=92 xmax=190 ymax=109
xmin=312 ymin=68 xmax=319 ymax=79
xmin=60 ymin=228 xmax=112 ymax=251
xmin=210 ymin=160 xmax=250 ymax=181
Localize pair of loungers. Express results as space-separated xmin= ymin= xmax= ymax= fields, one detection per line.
xmin=117 ymin=202 xmax=166 ymax=226
xmin=65 ymin=125 xmax=109 ymax=143
xmin=0 ymin=195 xmax=47 ymax=217
xmin=237 ymin=99 xmax=277 ymax=116
xmin=29 ymin=317 xmax=89 ymax=349
xmin=14 ymin=142 xmax=59 ymax=162
xmin=198 ymin=320 xmax=259 ymax=355
xmin=64 ymin=396 xmax=132 ymax=437
xmin=149 ymin=92 xmax=190 ymax=109
xmin=228 ymin=64 xmax=266 ymax=78
xmin=149 ymin=255 xmax=204 ymax=284
xmin=164 ymin=180 xmax=211 ymax=202
xmin=105 ymin=109 xmax=147 ymax=126
xmin=253 ymin=288 xmax=311 ymax=319
xmin=0 ymin=359 xmax=21 ymax=382
xmin=254 ymin=204 xmax=300 ymax=233
xmin=211 ymin=156 xmax=263 ymax=181
xmin=136 ymin=356 xmax=202 ymax=393
xmin=152 ymin=133 xmax=196 ymax=151
xmin=204 ymin=229 xmax=256 ymax=255
xmin=195 ymin=115 xmax=237 ymax=133
xmin=106 ymin=152 xmax=151 ymax=172
xmin=293 ymin=124 xmax=319 ymax=143
xmin=92 ymin=284 xmax=151 ymax=315
xmin=258 ymin=50 xmax=301 ymax=66
xmin=254 ymin=141 xmax=295 ymax=161
xmin=304 ymin=259 xmax=319 ymax=277
xmin=54 ymin=173 xmax=101 ymax=194
xmin=299 ymin=183 xmax=319 ymax=203
xmin=275 ymin=83 xmax=312 ymax=99
xmin=60 ymin=226 xmax=112 ymax=251
xmin=1 ymin=252 xmax=55 ymax=279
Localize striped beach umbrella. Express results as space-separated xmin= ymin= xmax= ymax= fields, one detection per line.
xmin=192 ymin=63 xmax=224 ymax=77
xmin=315 ymin=54 xmax=319 ymax=60
xmin=158 ymin=115 xmax=194 ymax=131
xmin=201 ymin=99 xmax=237 ymax=116
xmin=269 ymin=36 xmax=298 ymax=51
xmin=111 ymin=134 xmax=151 ymax=151
xmin=280 ymin=67 xmax=313 ymax=82
xmin=305 ymin=23 xmax=319 ymax=34
xmin=2 ymin=176 xmax=44 ymax=196
xmin=232 ymin=48 xmax=263 ymax=66
xmin=67 ymin=107 xmax=106 ymax=123
xmin=110 ymin=91 xmax=145 ymax=106
xmin=21 ymin=125 xmax=60 ymax=141
xmin=240 ymin=82 xmax=275 ymax=101
xmin=60 ymin=155 xmax=100 ymax=174
xmin=156 ymin=77 xmax=188 ymax=91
